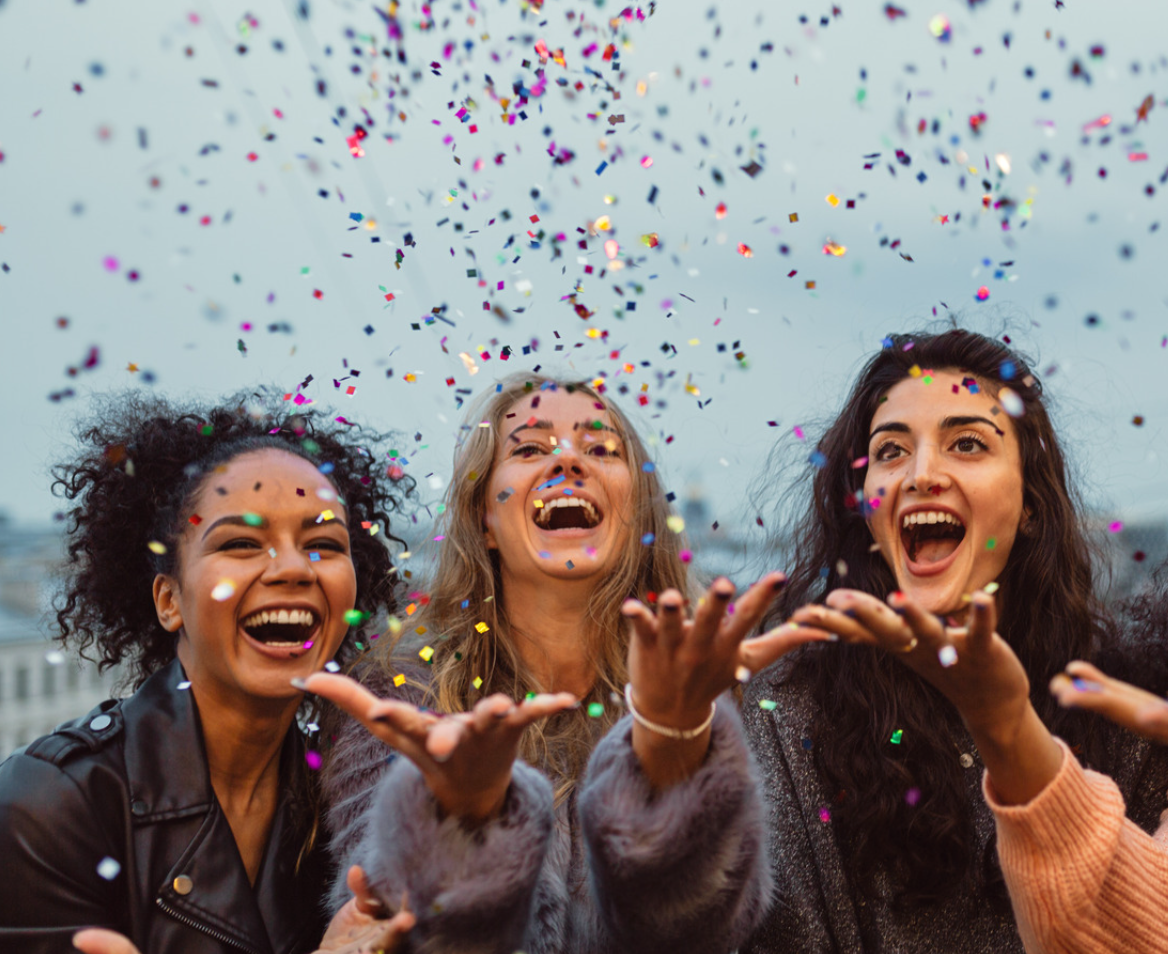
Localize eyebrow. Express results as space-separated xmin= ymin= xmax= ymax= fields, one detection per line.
xmin=506 ymin=419 xmax=620 ymax=442
xmin=201 ymin=513 xmax=349 ymax=539
xmin=869 ymin=415 xmax=1005 ymax=442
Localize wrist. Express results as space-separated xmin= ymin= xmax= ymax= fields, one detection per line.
xmin=432 ymin=778 xmax=509 ymax=824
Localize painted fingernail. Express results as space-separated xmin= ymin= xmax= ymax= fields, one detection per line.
xmin=290 ymin=677 xmax=310 ymax=691
xmin=1071 ymin=678 xmax=1103 ymax=692
xmin=772 ymin=575 xmax=788 ymax=591
xmin=371 ymin=713 xmax=393 ymax=724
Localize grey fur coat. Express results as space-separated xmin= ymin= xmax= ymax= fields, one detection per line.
xmin=321 ymin=667 xmax=773 ymax=954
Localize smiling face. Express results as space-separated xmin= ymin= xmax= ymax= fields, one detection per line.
xmin=484 ymin=388 xmax=635 ymax=587
xmin=863 ymin=369 xmax=1026 ymax=615
xmin=153 ymin=448 xmax=358 ymax=709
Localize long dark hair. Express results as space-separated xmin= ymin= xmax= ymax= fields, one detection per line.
xmin=765 ymin=329 xmax=1110 ymax=905
xmin=51 ymin=390 xmax=414 ymax=859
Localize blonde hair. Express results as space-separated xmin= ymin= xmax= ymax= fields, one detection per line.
xmin=378 ymin=373 xmax=695 ymax=801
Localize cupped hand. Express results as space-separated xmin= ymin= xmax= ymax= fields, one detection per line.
xmin=318 ymin=866 xmax=415 ymax=954
xmin=1051 ymin=660 xmax=1168 ymax=745
xmin=623 ymin=572 xmax=833 ymax=784
xmin=789 ymin=589 xmax=1031 ymax=742
xmin=303 ymin=672 xmax=576 ymax=822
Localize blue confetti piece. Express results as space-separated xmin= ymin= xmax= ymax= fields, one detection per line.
xmin=536 ymin=474 xmax=566 ymax=491
xmin=596 ymin=160 xmax=608 ymax=175
xmin=999 ymin=360 xmax=1016 ymax=380
xmin=808 ymin=451 xmax=827 ymax=468
xmin=641 ymin=533 xmax=655 ymax=545
xmin=641 ymin=461 xmax=655 ymax=473
xmin=309 ymin=552 xmax=320 ymax=562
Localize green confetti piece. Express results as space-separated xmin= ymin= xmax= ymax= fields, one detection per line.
xmin=587 ymin=702 xmax=605 ymax=718
xmin=890 ymin=729 xmax=904 ymax=745
xmin=758 ymin=699 xmax=778 ymax=712
xmin=241 ymin=512 xmax=263 ymax=527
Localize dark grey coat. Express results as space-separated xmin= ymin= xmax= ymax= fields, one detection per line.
xmin=741 ymin=661 xmax=1168 ymax=954
xmin=321 ymin=668 xmax=773 ymax=954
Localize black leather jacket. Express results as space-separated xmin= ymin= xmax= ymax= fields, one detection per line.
xmin=0 ymin=658 xmax=330 ymax=954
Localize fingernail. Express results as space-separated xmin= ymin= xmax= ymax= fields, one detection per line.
xmin=290 ymin=677 xmax=310 ymax=691
xmin=371 ymin=714 xmax=393 ymax=724
xmin=1071 ymin=678 xmax=1103 ymax=692
xmin=772 ymin=575 xmax=788 ymax=591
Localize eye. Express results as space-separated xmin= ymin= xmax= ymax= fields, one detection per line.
xmin=512 ymin=442 xmax=544 ymax=459
xmin=307 ymin=538 xmax=348 ymax=553
xmin=953 ymin=433 xmax=988 ymax=454
xmin=219 ymin=537 xmax=261 ymax=551
xmin=874 ymin=441 xmax=906 ymax=462
xmin=586 ymin=443 xmax=620 ymax=458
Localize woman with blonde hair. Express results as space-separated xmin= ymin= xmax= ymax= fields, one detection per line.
xmin=307 ymin=372 xmax=828 ymax=954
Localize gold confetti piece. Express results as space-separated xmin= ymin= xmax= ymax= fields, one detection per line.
xmin=419 ymin=645 xmax=434 ymax=662
xmin=393 ymin=673 xmax=407 ymax=687
xmin=825 ymin=194 xmax=840 ymax=207
xmin=473 ymin=676 xmax=483 ymax=689
xmin=147 ymin=541 xmax=167 ymax=555
xmin=475 ymin=621 xmax=490 ymax=633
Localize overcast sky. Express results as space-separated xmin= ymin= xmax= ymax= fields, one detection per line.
xmin=1 ymin=0 xmax=1166 ymax=538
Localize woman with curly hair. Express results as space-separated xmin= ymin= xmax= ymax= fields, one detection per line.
xmin=0 ymin=392 xmax=415 ymax=954
xmin=305 ymin=373 xmax=827 ymax=954
xmin=742 ymin=330 xmax=1168 ymax=953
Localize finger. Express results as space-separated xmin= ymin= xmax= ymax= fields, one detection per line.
xmin=622 ymin=598 xmax=659 ymax=650
xmin=824 ymin=589 xmax=917 ymax=645
xmin=655 ymin=588 xmax=687 ymax=650
xmin=509 ymin=692 xmax=578 ymax=726
xmin=368 ymin=910 xmax=417 ymax=953
xmin=425 ymin=716 xmax=470 ymax=763
xmin=886 ymin=591 xmax=949 ymax=657
xmin=966 ymin=591 xmax=997 ymax=653
xmin=739 ymin=623 xmax=838 ymax=675
xmin=691 ymin=577 xmax=736 ymax=648
xmin=1049 ymin=673 xmax=1160 ymax=732
xmin=1064 ymin=661 xmax=1164 ymax=708
xmin=303 ymin=673 xmax=436 ymax=737
xmin=790 ymin=603 xmax=907 ymax=647
xmin=73 ymin=930 xmax=141 ymax=954
xmin=1134 ymin=703 xmax=1168 ymax=745
xmin=715 ymin=572 xmax=789 ymax=652
xmin=469 ymin=693 xmax=518 ymax=735
xmin=347 ymin=865 xmax=388 ymax=919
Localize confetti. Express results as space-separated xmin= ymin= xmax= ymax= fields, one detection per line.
xmin=210 ymin=581 xmax=235 ymax=602
xmin=96 ymin=857 xmax=122 ymax=880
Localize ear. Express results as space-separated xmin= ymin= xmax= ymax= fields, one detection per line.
xmin=153 ymin=574 xmax=184 ymax=633
xmin=483 ymin=517 xmax=498 ymax=551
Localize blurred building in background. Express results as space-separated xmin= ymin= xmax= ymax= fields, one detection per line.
xmin=0 ymin=516 xmax=121 ymax=760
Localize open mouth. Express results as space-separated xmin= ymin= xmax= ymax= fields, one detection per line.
xmin=900 ymin=511 xmax=966 ymax=565
xmin=533 ymin=497 xmax=602 ymax=531
xmin=240 ymin=608 xmax=319 ymax=647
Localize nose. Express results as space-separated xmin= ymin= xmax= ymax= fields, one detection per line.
xmin=904 ymin=443 xmax=951 ymax=496
xmin=546 ymin=439 xmax=591 ymax=479
xmin=261 ymin=544 xmax=317 ymax=587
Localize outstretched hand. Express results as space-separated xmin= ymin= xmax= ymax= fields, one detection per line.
xmin=622 ymin=572 xmax=834 ymax=786
xmin=789 ymin=588 xmax=1064 ymax=805
xmin=790 ymin=589 xmax=1032 ymax=739
xmin=303 ymin=672 xmax=576 ymax=822
xmin=1052 ymin=660 xmax=1168 ymax=745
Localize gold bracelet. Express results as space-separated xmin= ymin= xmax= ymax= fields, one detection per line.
xmin=624 ymin=683 xmax=717 ymax=740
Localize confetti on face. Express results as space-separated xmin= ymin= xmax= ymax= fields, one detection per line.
xmin=211 ymin=581 xmax=235 ymax=602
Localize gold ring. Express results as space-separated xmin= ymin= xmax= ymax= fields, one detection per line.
xmin=894 ymin=636 xmax=919 ymax=654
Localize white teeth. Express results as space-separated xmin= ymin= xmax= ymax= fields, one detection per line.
xmin=901 ymin=511 xmax=964 ymax=529
xmin=241 ymin=608 xmax=317 ymax=628
xmin=534 ymin=497 xmax=600 ymax=528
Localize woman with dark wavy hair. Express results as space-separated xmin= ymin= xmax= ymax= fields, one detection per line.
xmin=742 ymin=329 xmax=1168 ymax=953
xmin=0 ymin=392 xmax=416 ymax=954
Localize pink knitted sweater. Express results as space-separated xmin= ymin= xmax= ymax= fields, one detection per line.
xmin=987 ymin=738 xmax=1168 ymax=954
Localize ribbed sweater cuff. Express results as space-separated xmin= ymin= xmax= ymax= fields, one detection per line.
xmin=986 ymin=737 xmax=1124 ymax=859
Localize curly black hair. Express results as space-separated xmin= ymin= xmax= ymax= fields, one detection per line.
xmin=52 ymin=390 xmax=415 ymax=690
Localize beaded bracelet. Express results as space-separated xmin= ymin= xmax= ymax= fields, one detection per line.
xmin=624 ymin=683 xmax=717 ymax=740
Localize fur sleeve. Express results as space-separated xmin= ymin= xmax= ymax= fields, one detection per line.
xmin=357 ymin=757 xmax=557 ymax=954
xmin=579 ymin=696 xmax=774 ymax=954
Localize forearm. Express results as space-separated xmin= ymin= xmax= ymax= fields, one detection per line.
xmin=967 ymin=701 xmax=1065 ymax=807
